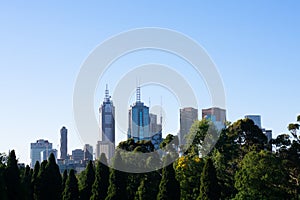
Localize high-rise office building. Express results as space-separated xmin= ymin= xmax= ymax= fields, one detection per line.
xmin=97 ymin=85 xmax=115 ymax=161
xmin=30 ymin=139 xmax=53 ymax=168
xmin=179 ymin=107 xmax=198 ymax=146
xmin=245 ymin=115 xmax=262 ymax=129
xmin=60 ymin=126 xmax=68 ymax=159
xmin=202 ymin=107 xmax=226 ymax=130
xmin=128 ymin=87 xmax=150 ymax=141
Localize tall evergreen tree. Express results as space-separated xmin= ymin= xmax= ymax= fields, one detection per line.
xmin=79 ymin=160 xmax=95 ymax=200
xmin=45 ymin=153 xmax=62 ymax=200
xmin=91 ymin=153 xmax=109 ymax=200
xmin=22 ymin=165 xmax=32 ymax=200
xmin=0 ymin=153 xmax=8 ymax=200
xmin=63 ymin=169 xmax=79 ymax=200
xmin=135 ymin=174 xmax=155 ymax=200
xmin=35 ymin=154 xmax=62 ymax=200
xmin=62 ymin=169 xmax=68 ymax=192
xmin=31 ymin=161 xmax=40 ymax=200
xmin=106 ymin=151 xmax=127 ymax=200
xmin=198 ymin=158 xmax=220 ymax=200
xmin=157 ymin=154 xmax=180 ymax=200
xmin=5 ymin=150 xmax=21 ymax=200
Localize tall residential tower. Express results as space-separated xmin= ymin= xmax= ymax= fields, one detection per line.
xmin=60 ymin=126 xmax=68 ymax=159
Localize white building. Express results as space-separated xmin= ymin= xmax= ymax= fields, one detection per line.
xmin=30 ymin=139 xmax=53 ymax=168
xmin=41 ymin=149 xmax=58 ymax=162
xmin=96 ymin=141 xmax=115 ymax=164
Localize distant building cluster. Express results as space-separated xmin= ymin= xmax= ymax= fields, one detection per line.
xmin=29 ymin=84 xmax=236 ymax=172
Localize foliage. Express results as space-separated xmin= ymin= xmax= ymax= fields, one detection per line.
xmin=234 ymin=150 xmax=289 ymax=200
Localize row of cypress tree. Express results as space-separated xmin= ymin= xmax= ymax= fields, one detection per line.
xmin=0 ymin=149 xmax=219 ymax=200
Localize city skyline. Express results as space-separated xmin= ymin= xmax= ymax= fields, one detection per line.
xmin=1 ymin=1 xmax=300 ymax=165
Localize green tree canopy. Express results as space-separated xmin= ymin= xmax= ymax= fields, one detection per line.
xmin=234 ymin=151 xmax=289 ymax=200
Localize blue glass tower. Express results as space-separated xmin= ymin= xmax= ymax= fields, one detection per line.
xmin=128 ymin=87 xmax=150 ymax=141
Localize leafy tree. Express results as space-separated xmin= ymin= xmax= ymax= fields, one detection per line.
xmin=185 ymin=119 xmax=210 ymax=156
xmin=91 ymin=153 xmax=109 ymax=200
xmin=63 ymin=169 xmax=79 ymax=200
xmin=198 ymin=158 xmax=220 ymax=200
xmin=157 ymin=154 xmax=180 ymax=200
xmin=234 ymin=151 xmax=289 ymax=200
xmin=79 ymin=160 xmax=95 ymax=200
xmin=227 ymin=118 xmax=267 ymax=155
xmin=62 ymin=169 xmax=68 ymax=192
xmin=5 ymin=150 xmax=21 ymax=200
xmin=106 ymin=151 xmax=127 ymax=200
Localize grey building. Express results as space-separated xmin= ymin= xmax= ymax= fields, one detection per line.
xmin=71 ymin=149 xmax=84 ymax=162
xmin=84 ymin=144 xmax=93 ymax=161
xmin=60 ymin=126 xmax=68 ymax=159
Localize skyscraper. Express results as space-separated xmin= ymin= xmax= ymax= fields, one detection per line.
xmin=60 ymin=126 xmax=68 ymax=159
xmin=97 ymin=85 xmax=115 ymax=161
xmin=128 ymin=87 xmax=150 ymax=141
xmin=179 ymin=107 xmax=198 ymax=146
xmin=202 ymin=107 xmax=227 ymax=130
xmin=30 ymin=139 xmax=53 ymax=168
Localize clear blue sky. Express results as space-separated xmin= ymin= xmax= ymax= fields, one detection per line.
xmin=0 ymin=1 xmax=299 ymax=164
